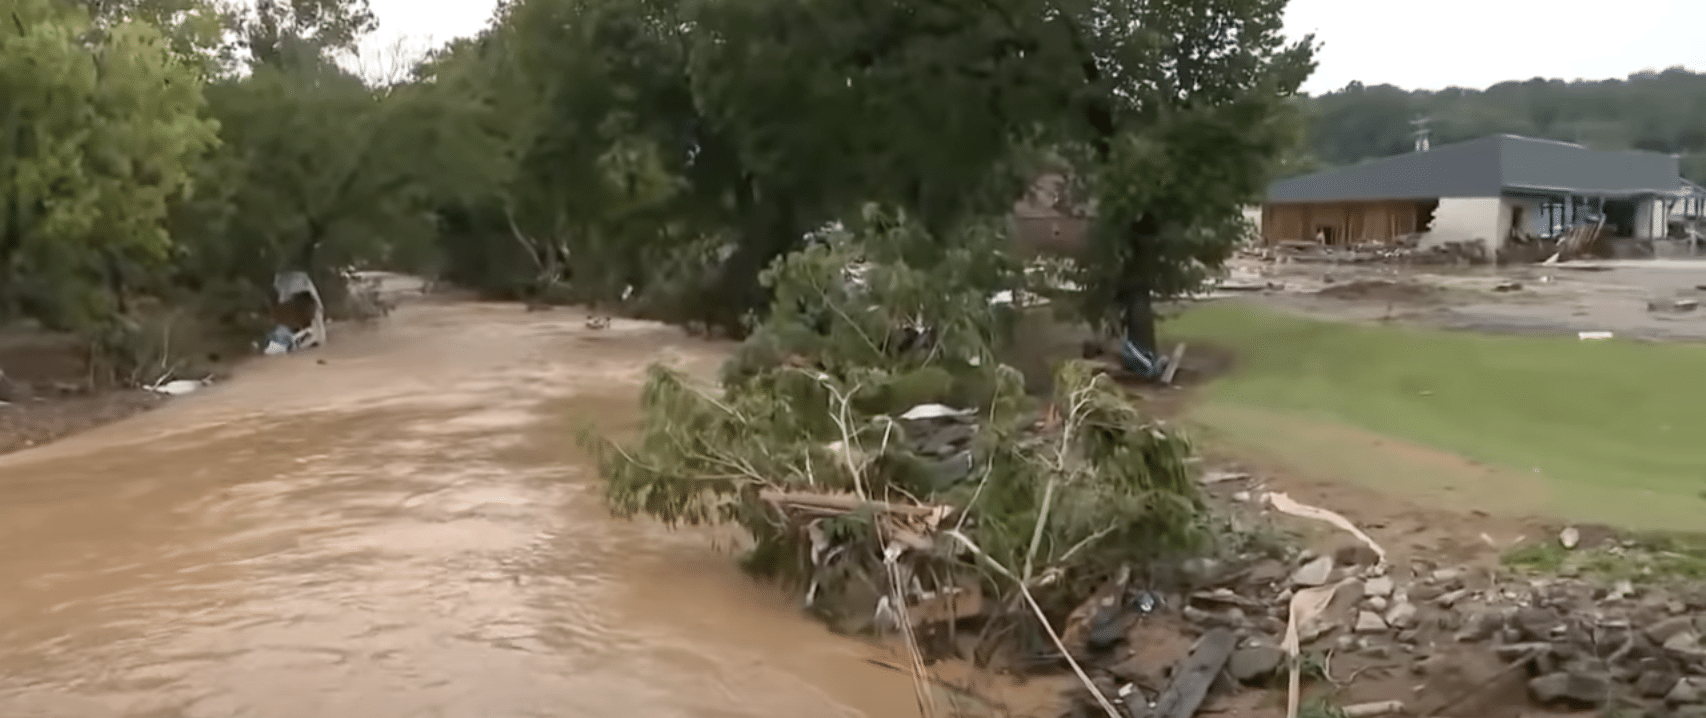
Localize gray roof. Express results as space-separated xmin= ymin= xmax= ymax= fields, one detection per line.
xmin=1268 ymin=135 xmax=1681 ymax=202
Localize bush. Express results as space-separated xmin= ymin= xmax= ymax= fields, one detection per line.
xmin=593 ymin=206 xmax=1203 ymax=646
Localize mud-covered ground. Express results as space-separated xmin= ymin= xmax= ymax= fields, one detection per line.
xmin=1221 ymin=256 xmax=1706 ymax=341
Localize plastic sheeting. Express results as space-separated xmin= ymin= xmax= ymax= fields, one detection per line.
xmin=263 ymin=271 xmax=327 ymax=355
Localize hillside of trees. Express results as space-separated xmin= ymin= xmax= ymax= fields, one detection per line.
xmin=1296 ymin=69 xmax=1706 ymax=183
xmin=1 ymin=0 xmax=1314 ymax=382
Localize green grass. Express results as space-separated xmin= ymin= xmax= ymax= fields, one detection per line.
xmin=1501 ymin=535 xmax=1706 ymax=583
xmin=1163 ymin=302 xmax=1706 ymax=531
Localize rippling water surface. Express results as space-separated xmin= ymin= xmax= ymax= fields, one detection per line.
xmin=0 ymin=302 xmax=1050 ymax=718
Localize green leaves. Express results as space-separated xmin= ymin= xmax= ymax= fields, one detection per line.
xmin=0 ymin=0 xmax=215 ymax=328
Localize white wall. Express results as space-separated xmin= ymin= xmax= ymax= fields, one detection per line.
xmin=1417 ymin=197 xmax=1503 ymax=257
xmin=1241 ymin=205 xmax=1262 ymax=240
xmin=1634 ymin=197 xmax=1667 ymax=239
xmin=1498 ymin=196 xmax=1544 ymax=244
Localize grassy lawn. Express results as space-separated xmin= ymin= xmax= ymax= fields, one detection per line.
xmin=1163 ymin=302 xmax=1706 ymax=531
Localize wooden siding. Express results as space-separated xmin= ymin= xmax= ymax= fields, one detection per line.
xmin=1261 ymin=199 xmax=1437 ymax=245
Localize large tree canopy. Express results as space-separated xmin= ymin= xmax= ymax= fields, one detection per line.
xmin=419 ymin=0 xmax=1314 ymax=338
xmin=1 ymin=0 xmax=1316 ymax=383
xmin=0 ymin=0 xmax=218 ymax=328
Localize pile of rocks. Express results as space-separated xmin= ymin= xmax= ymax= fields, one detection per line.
xmin=1153 ymin=546 xmax=1706 ymax=717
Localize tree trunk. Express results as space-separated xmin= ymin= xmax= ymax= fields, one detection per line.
xmin=1123 ymin=289 xmax=1157 ymax=355
xmin=708 ymin=180 xmax=799 ymax=337
xmin=1121 ymin=214 xmax=1163 ymax=354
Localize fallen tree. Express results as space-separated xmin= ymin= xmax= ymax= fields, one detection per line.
xmin=593 ymin=207 xmax=1205 ymax=680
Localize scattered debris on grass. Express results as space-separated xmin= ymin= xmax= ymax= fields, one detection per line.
xmin=594 ymin=210 xmax=1210 ymax=717
xmin=1240 ymin=239 xmax=1491 ymax=266
xmin=597 ymin=214 xmax=1706 ymax=718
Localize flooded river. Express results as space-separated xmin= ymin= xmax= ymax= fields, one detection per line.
xmin=0 ymin=302 xmax=1045 ymax=718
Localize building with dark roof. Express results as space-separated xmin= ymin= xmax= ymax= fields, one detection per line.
xmin=1258 ymin=135 xmax=1684 ymax=259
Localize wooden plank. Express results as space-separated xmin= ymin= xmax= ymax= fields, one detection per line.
xmin=1150 ymin=628 xmax=1237 ymax=718
xmin=1160 ymin=343 xmax=1187 ymax=385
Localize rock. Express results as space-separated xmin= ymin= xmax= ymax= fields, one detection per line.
xmin=1367 ymin=596 xmax=1388 ymax=612
xmin=1292 ymin=556 xmax=1334 ymax=587
xmin=1384 ymin=600 xmax=1418 ymax=629
xmin=1180 ymin=557 xmax=1228 ymax=587
xmin=1228 ymin=644 xmax=1286 ymax=683
xmin=1436 ymin=588 xmax=1471 ymax=608
xmin=1406 ymin=583 xmax=1442 ymax=603
xmin=1675 ymin=707 xmax=1706 ymax=718
xmin=1413 ymin=654 xmax=1452 ymax=676
xmin=1333 ymin=542 xmax=1379 ymax=567
xmin=1364 ymin=576 xmax=1395 ymax=598
xmin=1515 ymin=607 xmax=1563 ymax=641
xmin=1246 ymin=559 xmax=1287 ymax=585
xmin=1356 ymin=611 xmax=1388 ymax=633
xmin=1669 ymin=677 xmax=1706 ymax=705
xmin=1086 ymin=604 xmax=1125 ymax=652
xmin=1636 ymin=669 xmax=1681 ymax=698
xmin=1608 ymin=580 xmax=1636 ymax=601
xmin=1648 ymin=616 xmax=1697 ymax=644
xmin=1665 ymin=631 xmax=1705 ymax=657
xmin=1431 ymin=568 xmax=1464 ymax=585
xmin=1455 ymin=610 xmax=1504 ymax=642
xmin=1529 ymin=670 xmax=1612 ymax=706
xmin=1494 ymin=642 xmax=1552 ymax=660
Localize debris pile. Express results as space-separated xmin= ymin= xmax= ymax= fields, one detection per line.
xmin=1542 ymin=217 xmax=1612 ymax=264
xmin=595 ymin=210 xmax=1208 ymax=704
xmin=1053 ymin=488 xmax=1706 ymax=718
xmin=1239 ymin=238 xmax=1490 ymax=266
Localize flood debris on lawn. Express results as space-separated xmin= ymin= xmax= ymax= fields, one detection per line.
xmin=592 ymin=215 xmax=1222 ymax=716
xmin=1238 ymin=238 xmax=1491 ymax=266
xmin=592 ymin=213 xmax=1706 ymax=718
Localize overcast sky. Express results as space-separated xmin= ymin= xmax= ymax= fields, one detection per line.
xmin=355 ymin=0 xmax=1706 ymax=95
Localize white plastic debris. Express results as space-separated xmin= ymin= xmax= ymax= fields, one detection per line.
xmin=150 ymin=379 xmax=209 ymax=396
xmin=1578 ymin=331 xmax=1613 ymax=341
xmin=1266 ymin=491 xmax=1387 ymax=570
xmin=898 ymin=403 xmax=974 ymax=421
xmin=263 ymin=271 xmax=327 ymax=355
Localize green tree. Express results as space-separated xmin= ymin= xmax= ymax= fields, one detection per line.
xmin=71 ymin=0 xmax=231 ymax=66
xmin=239 ymin=0 xmax=377 ymax=65
xmin=168 ymin=44 xmax=471 ymax=313
xmin=1048 ymin=0 xmax=1317 ymax=351
xmin=0 ymin=0 xmax=218 ymax=328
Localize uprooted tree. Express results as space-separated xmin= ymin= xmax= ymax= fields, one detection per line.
xmin=595 ymin=209 xmax=1206 ymax=673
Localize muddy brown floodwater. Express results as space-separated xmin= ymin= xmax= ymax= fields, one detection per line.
xmin=0 ymin=302 xmax=1045 ymax=718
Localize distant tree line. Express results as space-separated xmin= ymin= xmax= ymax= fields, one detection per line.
xmin=1291 ymin=68 xmax=1706 ymax=183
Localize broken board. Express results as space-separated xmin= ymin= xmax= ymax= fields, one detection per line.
xmin=1130 ymin=627 xmax=1236 ymax=718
